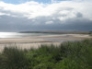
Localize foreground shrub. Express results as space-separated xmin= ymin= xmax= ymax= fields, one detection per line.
xmin=0 ymin=47 xmax=29 ymax=69
xmin=0 ymin=39 xmax=92 ymax=69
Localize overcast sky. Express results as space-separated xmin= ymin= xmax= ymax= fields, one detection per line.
xmin=0 ymin=0 xmax=92 ymax=32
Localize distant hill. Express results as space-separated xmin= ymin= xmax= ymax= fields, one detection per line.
xmin=19 ymin=31 xmax=90 ymax=34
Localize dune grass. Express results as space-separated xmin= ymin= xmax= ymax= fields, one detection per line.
xmin=0 ymin=39 xmax=92 ymax=69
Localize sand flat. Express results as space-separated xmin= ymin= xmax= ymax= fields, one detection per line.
xmin=0 ymin=34 xmax=91 ymax=51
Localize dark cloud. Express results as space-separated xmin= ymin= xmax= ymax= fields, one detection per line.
xmin=0 ymin=13 xmax=92 ymax=32
xmin=76 ymin=12 xmax=83 ymax=18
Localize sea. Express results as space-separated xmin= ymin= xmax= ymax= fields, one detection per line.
xmin=0 ymin=32 xmax=52 ymax=38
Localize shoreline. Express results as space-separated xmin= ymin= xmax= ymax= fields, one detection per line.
xmin=0 ymin=34 xmax=91 ymax=51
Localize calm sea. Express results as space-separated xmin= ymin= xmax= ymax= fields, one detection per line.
xmin=0 ymin=32 xmax=48 ymax=38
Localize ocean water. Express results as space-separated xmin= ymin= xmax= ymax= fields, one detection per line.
xmin=0 ymin=32 xmax=46 ymax=38
xmin=0 ymin=32 xmax=88 ymax=39
xmin=0 ymin=32 xmax=40 ymax=38
xmin=0 ymin=32 xmax=21 ymax=38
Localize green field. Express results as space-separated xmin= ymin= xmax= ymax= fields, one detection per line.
xmin=0 ymin=39 xmax=92 ymax=69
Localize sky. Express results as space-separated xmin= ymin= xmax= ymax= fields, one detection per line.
xmin=0 ymin=0 xmax=92 ymax=31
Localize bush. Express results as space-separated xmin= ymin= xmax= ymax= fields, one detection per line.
xmin=0 ymin=47 xmax=29 ymax=69
xmin=0 ymin=39 xmax=92 ymax=69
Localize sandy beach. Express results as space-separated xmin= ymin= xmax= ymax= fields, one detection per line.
xmin=0 ymin=34 xmax=91 ymax=52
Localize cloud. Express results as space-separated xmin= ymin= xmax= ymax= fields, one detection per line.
xmin=0 ymin=0 xmax=92 ymax=20
xmin=0 ymin=0 xmax=92 ymax=31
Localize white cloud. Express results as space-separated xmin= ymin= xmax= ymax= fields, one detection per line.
xmin=0 ymin=0 xmax=92 ymax=22
xmin=46 ymin=21 xmax=53 ymax=24
xmin=0 ymin=12 xmax=10 ymax=16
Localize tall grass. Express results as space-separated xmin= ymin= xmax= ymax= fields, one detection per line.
xmin=0 ymin=39 xmax=92 ymax=69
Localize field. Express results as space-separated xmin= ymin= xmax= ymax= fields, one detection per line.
xmin=0 ymin=39 xmax=92 ymax=69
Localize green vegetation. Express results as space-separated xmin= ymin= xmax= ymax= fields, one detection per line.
xmin=0 ymin=39 xmax=92 ymax=69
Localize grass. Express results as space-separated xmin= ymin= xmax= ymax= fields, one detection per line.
xmin=0 ymin=39 xmax=92 ymax=69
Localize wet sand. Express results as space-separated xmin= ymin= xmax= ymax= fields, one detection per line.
xmin=0 ymin=34 xmax=91 ymax=51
